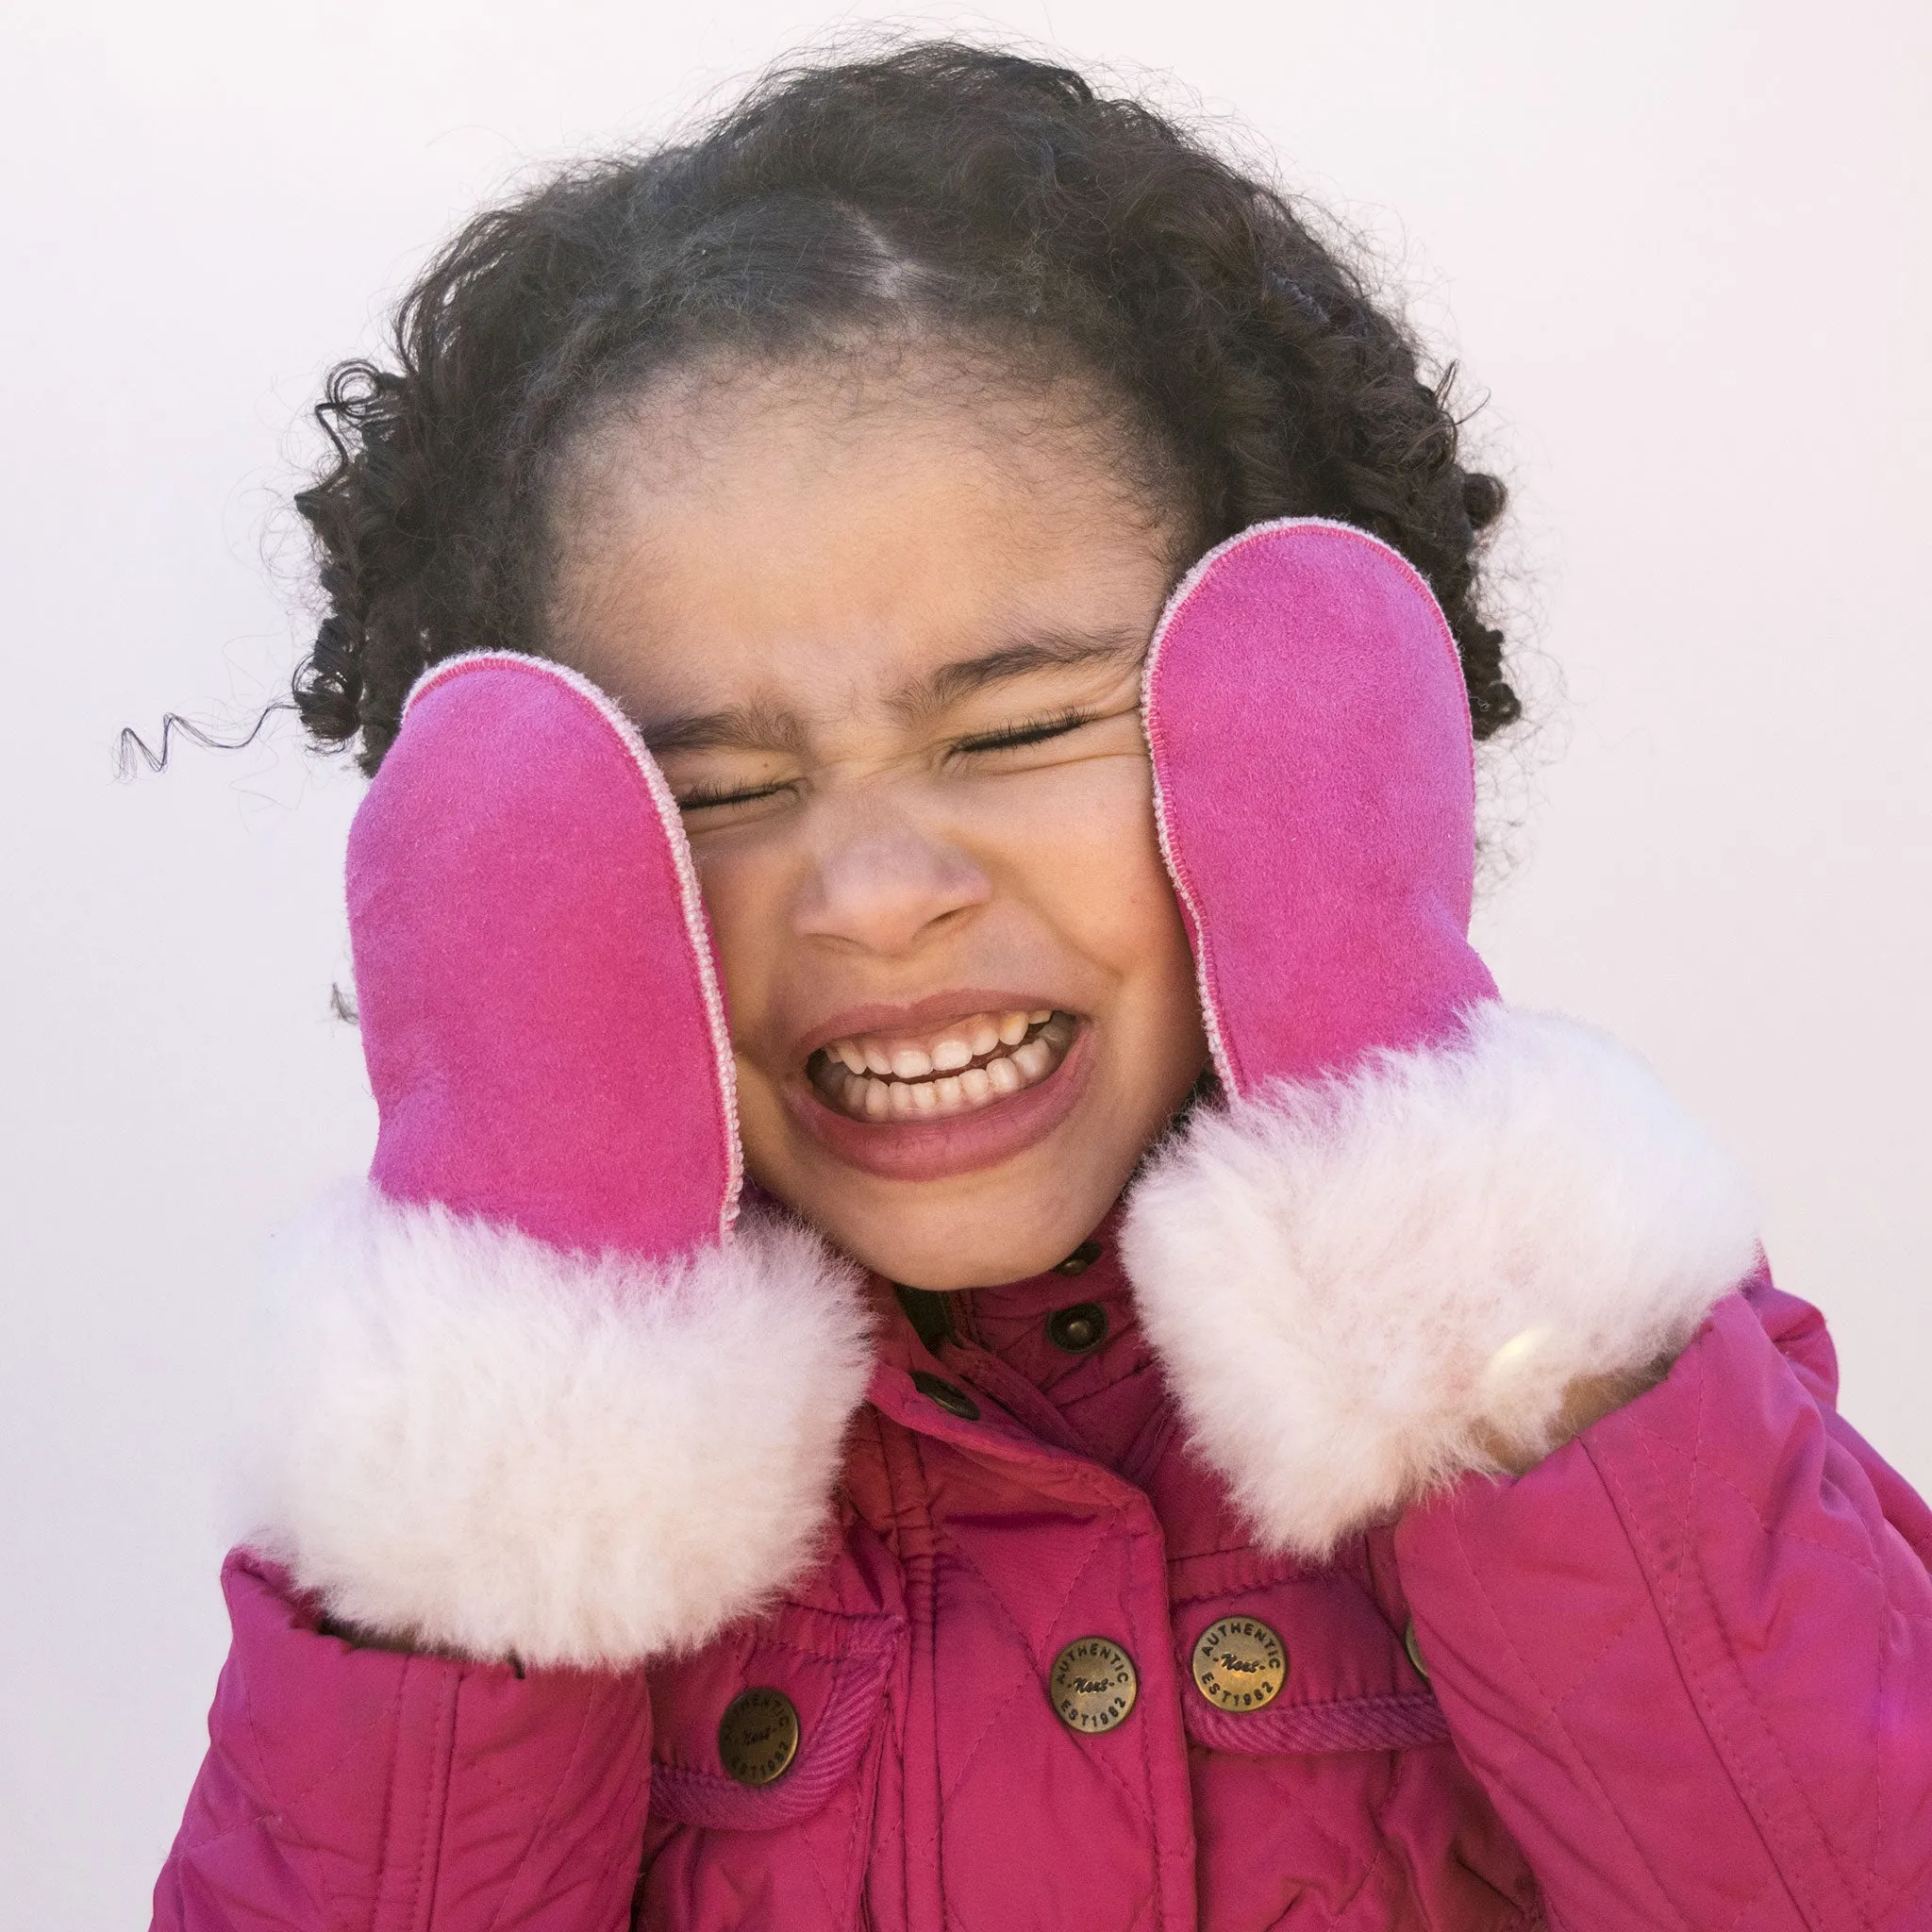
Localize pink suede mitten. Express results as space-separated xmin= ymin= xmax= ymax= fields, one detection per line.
xmin=1122 ymin=521 xmax=1760 ymax=1557
xmin=355 ymin=653 xmax=739 ymax=1255
xmin=252 ymin=654 xmax=872 ymax=1668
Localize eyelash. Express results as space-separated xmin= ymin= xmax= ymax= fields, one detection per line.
xmin=674 ymin=709 xmax=1095 ymax=811
xmin=675 ymin=780 xmax=791 ymax=811
xmin=949 ymin=708 xmax=1092 ymax=757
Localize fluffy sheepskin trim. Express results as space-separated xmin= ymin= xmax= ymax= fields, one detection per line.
xmin=1122 ymin=1005 xmax=1761 ymax=1559
xmin=245 ymin=1188 xmax=873 ymax=1670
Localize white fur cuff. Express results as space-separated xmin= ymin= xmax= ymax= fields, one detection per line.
xmin=245 ymin=1189 xmax=873 ymax=1670
xmin=1122 ymin=1006 xmax=1761 ymax=1559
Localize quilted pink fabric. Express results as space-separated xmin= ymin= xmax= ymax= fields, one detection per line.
xmin=154 ymin=1247 xmax=1932 ymax=1931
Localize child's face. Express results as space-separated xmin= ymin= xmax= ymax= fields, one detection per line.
xmin=554 ymin=356 xmax=1208 ymax=1289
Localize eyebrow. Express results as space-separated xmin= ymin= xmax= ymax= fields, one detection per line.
xmin=907 ymin=625 xmax=1147 ymax=717
xmin=641 ymin=697 xmax=810 ymax=758
xmin=639 ymin=623 xmax=1147 ymax=757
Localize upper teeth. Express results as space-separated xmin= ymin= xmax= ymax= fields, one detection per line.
xmin=824 ymin=1008 xmax=1052 ymax=1083
xmin=814 ymin=1008 xmax=1070 ymax=1121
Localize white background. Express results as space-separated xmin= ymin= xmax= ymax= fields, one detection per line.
xmin=2 ymin=1 xmax=1926 ymax=1922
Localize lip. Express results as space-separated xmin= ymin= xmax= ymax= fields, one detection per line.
xmin=792 ymin=987 xmax=1071 ymax=1062
xmin=783 ymin=1017 xmax=1094 ymax=1182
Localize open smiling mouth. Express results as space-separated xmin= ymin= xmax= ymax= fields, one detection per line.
xmin=808 ymin=1009 xmax=1079 ymax=1123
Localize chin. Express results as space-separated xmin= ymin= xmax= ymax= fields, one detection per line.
xmin=814 ymin=1200 xmax=1108 ymax=1292
xmin=753 ymin=1142 xmax=1132 ymax=1291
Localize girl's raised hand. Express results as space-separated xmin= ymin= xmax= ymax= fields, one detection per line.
xmin=351 ymin=653 xmax=741 ymax=1257
xmin=1137 ymin=518 xmax=1498 ymax=1100
xmin=1122 ymin=523 xmax=1760 ymax=1554
xmin=257 ymin=654 xmax=872 ymax=1670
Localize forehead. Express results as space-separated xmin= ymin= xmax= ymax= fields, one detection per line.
xmin=547 ymin=356 xmax=1179 ymax=732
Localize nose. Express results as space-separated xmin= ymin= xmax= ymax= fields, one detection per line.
xmin=792 ymin=800 xmax=993 ymax=957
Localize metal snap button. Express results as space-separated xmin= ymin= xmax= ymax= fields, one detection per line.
xmin=718 ymin=1687 xmax=800 ymax=1787
xmin=1191 ymin=1616 xmax=1288 ymax=1712
xmin=910 ymin=1370 xmax=979 ymax=1422
xmin=1054 ymin=1240 xmax=1104 ymax=1276
xmin=1046 ymin=1302 xmax=1108 ymax=1354
xmin=1404 ymin=1620 xmax=1430 ymax=1682
xmin=1049 ymin=1637 xmax=1139 ymax=1734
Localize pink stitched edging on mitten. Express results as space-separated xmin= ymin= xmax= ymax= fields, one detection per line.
xmin=1140 ymin=517 xmax=1494 ymax=1096
xmin=406 ymin=651 xmax=743 ymax=1236
xmin=352 ymin=651 xmax=741 ymax=1258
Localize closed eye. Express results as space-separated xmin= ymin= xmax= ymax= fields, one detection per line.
xmin=950 ymin=708 xmax=1093 ymax=758
xmin=675 ymin=780 xmax=793 ymax=812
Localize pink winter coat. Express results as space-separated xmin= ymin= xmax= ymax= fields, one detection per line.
xmin=153 ymin=1031 xmax=1932 ymax=1930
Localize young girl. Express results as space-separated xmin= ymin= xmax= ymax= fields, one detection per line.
xmin=151 ymin=42 xmax=1932 ymax=1932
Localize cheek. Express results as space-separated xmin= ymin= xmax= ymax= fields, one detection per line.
xmin=991 ymin=764 xmax=1208 ymax=1203
xmin=995 ymin=761 xmax=1205 ymax=1105
xmin=1008 ymin=759 xmax=1191 ymax=986
xmin=681 ymin=839 xmax=784 ymax=1040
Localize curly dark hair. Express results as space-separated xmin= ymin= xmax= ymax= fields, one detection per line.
xmin=293 ymin=42 xmax=1518 ymax=773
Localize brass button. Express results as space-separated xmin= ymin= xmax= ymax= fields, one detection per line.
xmin=1055 ymin=1240 xmax=1104 ymax=1276
xmin=1191 ymin=1616 xmax=1287 ymax=1712
xmin=1404 ymin=1620 xmax=1430 ymax=1682
xmin=910 ymin=1370 xmax=979 ymax=1422
xmin=1046 ymin=1302 xmax=1108 ymax=1354
xmin=1049 ymin=1637 xmax=1139 ymax=1734
xmin=718 ymin=1687 xmax=800 ymax=1787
